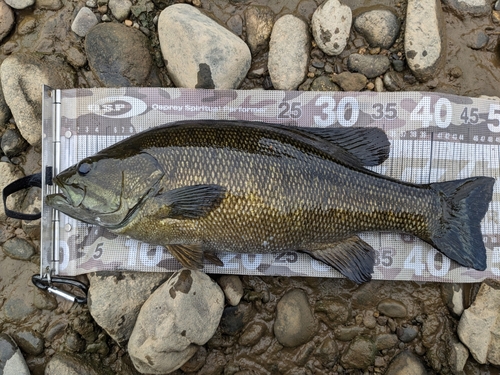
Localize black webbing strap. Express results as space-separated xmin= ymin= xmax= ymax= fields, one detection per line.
xmin=2 ymin=173 xmax=42 ymax=220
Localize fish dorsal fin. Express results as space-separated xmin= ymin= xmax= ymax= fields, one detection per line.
xmin=300 ymin=127 xmax=390 ymax=166
xmin=167 ymin=244 xmax=204 ymax=269
xmin=303 ymin=236 xmax=376 ymax=284
xmin=154 ymin=184 xmax=226 ymax=220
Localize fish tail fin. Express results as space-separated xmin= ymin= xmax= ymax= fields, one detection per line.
xmin=428 ymin=177 xmax=495 ymax=270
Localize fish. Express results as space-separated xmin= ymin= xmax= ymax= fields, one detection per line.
xmin=46 ymin=120 xmax=495 ymax=283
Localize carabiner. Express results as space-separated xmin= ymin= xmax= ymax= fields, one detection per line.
xmin=32 ymin=274 xmax=88 ymax=304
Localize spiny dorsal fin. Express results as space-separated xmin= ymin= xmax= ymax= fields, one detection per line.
xmin=302 ymin=236 xmax=375 ymax=284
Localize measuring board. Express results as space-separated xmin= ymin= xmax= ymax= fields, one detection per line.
xmin=40 ymin=86 xmax=500 ymax=283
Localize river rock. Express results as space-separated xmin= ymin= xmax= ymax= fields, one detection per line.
xmin=218 ymin=275 xmax=243 ymax=306
xmin=4 ymin=0 xmax=33 ymax=9
xmin=239 ymin=322 xmax=267 ymax=346
xmin=45 ymin=353 xmax=101 ymax=375
xmin=158 ymin=4 xmax=251 ymax=89
xmin=0 ymin=162 xmax=24 ymax=220
xmin=442 ymin=0 xmax=490 ymax=16
xmin=341 ymin=336 xmax=376 ymax=369
xmin=244 ymin=5 xmax=274 ymax=55
xmin=397 ymin=326 xmax=418 ymax=342
xmin=383 ymin=71 xmax=405 ymax=91
xmin=311 ymin=0 xmax=351 ymax=56
xmin=86 ymin=22 xmax=158 ymax=87
xmin=441 ymin=283 xmax=464 ymax=317
xmin=457 ymin=282 xmax=500 ymax=365
xmin=0 ymin=333 xmax=30 ymax=375
xmin=404 ymin=0 xmax=444 ymax=81
xmin=310 ymin=75 xmax=341 ymax=91
xmin=1 ymin=128 xmax=28 ymax=157
xmin=36 ymin=0 xmax=63 ymax=10
xmin=377 ymin=298 xmax=407 ymax=318
xmin=0 ymin=83 xmax=11 ymax=126
xmin=108 ymin=0 xmax=131 ymax=21
xmin=88 ymin=271 xmax=170 ymax=346
xmin=268 ymin=14 xmax=309 ymax=90
xmin=354 ymin=9 xmax=400 ymax=49
xmin=71 ymin=7 xmax=98 ymax=37
xmin=274 ymin=289 xmax=317 ymax=347
xmin=12 ymin=329 xmax=44 ymax=355
xmin=2 ymin=237 xmax=35 ymax=260
xmin=348 ymin=53 xmax=390 ymax=78
xmin=331 ymin=71 xmax=367 ymax=91
xmin=375 ymin=333 xmax=399 ymax=350
xmin=0 ymin=1 xmax=15 ymax=43
xmin=128 ymin=269 xmax=224 ymax=374
xmin=0 ymin=54 xmax=75 ymax=146
xmin=386 ymin=351 xmax=427 ymax=375
xmin=449 ymin=337 xmax=469 ymax=374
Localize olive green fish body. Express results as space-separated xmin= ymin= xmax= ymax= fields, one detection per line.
xmin=47 ymin=120 xmax=495 ymax=283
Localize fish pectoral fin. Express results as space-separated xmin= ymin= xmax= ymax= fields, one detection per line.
xmin=303 ymin=236 xmax=375 ymax=284
xmin=167 ymin=244 xmax=204 ymax=269
xmin=204 ymin=252 xmax=224 ymax=266
xmin=155 ymin=184 xmax=227 ymax=220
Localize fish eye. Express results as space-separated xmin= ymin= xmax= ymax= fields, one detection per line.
xmin=77 ymin=162 xmax=92 ymax=176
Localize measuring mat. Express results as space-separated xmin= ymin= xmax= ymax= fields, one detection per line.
xmin=40 ymin=86 xmax=500 ymax=283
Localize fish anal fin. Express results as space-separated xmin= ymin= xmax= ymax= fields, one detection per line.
xmin=154 ymin=184 xmax=226 ymax=220
xmin=303 ymin=236 xmax=375 ymax=284
xmin=204 ymin=252 xmax=224 ymax=266
xmin=167 ymin=244 xmax=204 ymax=269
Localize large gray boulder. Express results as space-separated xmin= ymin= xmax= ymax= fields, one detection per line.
xmin=128 ymin=269 xmax=224 ymax=374
xmin=158 ymin=4 xmax=251 ymax=89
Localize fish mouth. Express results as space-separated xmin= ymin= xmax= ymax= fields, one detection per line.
xmin=47 ymin=177 xmax=85 ymax=208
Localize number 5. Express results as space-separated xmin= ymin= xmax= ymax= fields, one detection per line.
xmin=488 ymin=104 xmax=500 ymax=133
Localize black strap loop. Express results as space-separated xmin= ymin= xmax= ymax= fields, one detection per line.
xmin=32 ymin=274 xmax=88 ymax=304
xmin=2 ymin=173 xmax=42 ymax=220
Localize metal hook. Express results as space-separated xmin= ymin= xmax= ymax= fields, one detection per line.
xmin=32 ymin=274 xmax=88 ymax=304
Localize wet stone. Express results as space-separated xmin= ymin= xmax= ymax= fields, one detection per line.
xmin=335 ymin=326 xmax=366 ymax=341
xmin=268 ymin=14 xmax=310 ymax=91
xmin=274 ymin=289 xmax=317 ymax=347
xmin=0 ymin=333 xmax=30 ymax=375
xmin=218 ymin=275 xmax=243 ymax=306
xmin=363 ymin=310 xmax=377 ymax=329
xmin=392 ymin=59 xmax=405 ymax=72
xmin=347 ymin=53 xmax=390 ymax=79
xmin=397 ymin=326 xmax=418 ymax=342
xmin=383 ymin=71 xmax=405 ymax=91
xmin=385 ymin=351 xmax=427 ymax=375
xmin=239 ymin=322 xmax=267 ymax=346
xmin=315 ymin=336 xmax=338 ymax=366
xmin=4 ymin=0 xmax=34 ymax=9
xmin=3 ymin=298 xmax=36 ymax=322
xmin=220 ymin=305 xmax=246 ymax=335
xmin=17 ymin=16 xmax=37 ymax=35
xmin=36 ymin=0 xmax=62 ymax=10
xmin=65 ymin=46 xmax=87 ymax=68
xmin=331 ymin=72 xmax=368 ymax=91
xmin=2 ymin=237 xmax=35 ymax=260
xmin=311 ymin=0 xmax=352 ymax=56
xmin=310 ymin=76 xmax=340 ymax=91
xmin=180 ymin=346 xmax=207 ymax=373
xmin=1 ymin=128 xmax=28 ymax=157
xmin=377 ymin=298 xmax=407 ymax=318
xmin=0 ymin=1 xmax=15 ymax=43
xmin=467 ymin=31 xmax=489 ymax=50
xmin=65 ymin=331 xmax=86 ymax=353
xmin=341 ymin=336 xmax=376 ymax=370
xmin=45 ymin=353 xmax=101 ymax=375
xmin=244 ymin=5 xmax=274 ymax=55
xmin=354 ymin=9 xmax=400 ymax=49
xmin=375 ymin=333 xmax=399 ymax=350
xmin=12 ymin=329 xmax=44 ymax=355
xmin=71 ymin=7 xmax=98 ymax=37
xmin=108 ymin=0 xmax=131 ymax=21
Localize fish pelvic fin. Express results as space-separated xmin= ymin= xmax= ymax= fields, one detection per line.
xmin=303 ymin=236 xmax=375 ymax=284
xmin=167 ymin=244 xmax=204 ymax=269
xmin=429 ymin=176 xmax=495 ymax=270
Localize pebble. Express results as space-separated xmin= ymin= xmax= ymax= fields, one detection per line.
xmin=128 ymin=269 xmax=224 ymax=374
xmin=1 ymin=128 xmax=28 ymax=157
xmin=363 ymin=310 xmax=377 ymax=328
xmin=311 ymin=0 xmax=351 ymax=56
xmin=17 ymin=16 xmax=37 ymax=35
xmin=239 ymin=321 xmax=267 ymax=346
xmin=12 ymin=329 xmax=44 ymax=355
xmin=71 ymin=7 xmax=98 ymax=37
xmin=158 ymin=4 xmax=251 ymax=89
xmin=383 ymin=71 xmax=404 ymax=91
xmin=268 ymin=14 xmax=310 ymax=90
xmin=315 ymin=336 xmax=339 ymax=365
xmin=385 ymin=351 xmax=427 ymax=375
xmin=441 ymin=283 xmax=464 ymax=317
xmin=334 ymin=326 xmax=366 ymax=341
xmin=449 ymin=337 xmax=469 ymax=373
xmin=347 ymin=53 xmax=390 ymax=78
xmin=86 ymin=22 xmax=158 ymax=86
xmin=354 ymin=9 xmax=400 ymax=49
xmin=340 ymin=336 xmax=376 ymax=370
xmin=274 ymin=289 xmax=317 ymax=347
xmin=180 ymin=346 xmax=207 ymax=373
xmin=0 ymin=1 xmax=15 ymax=43
xmin=377 ymin=298 xmax=407 ymax=318
xmin=0 ymin=333 xmax=30 ymax=375
xmin=36 ymin=0 xmax=62 ymax=10
xmin=0 ymin=54 xmax=75 ymax=146
xmin=4 ymin=0 xmax=33 ymax=9
xmin=88 ymin=271 xmax=169 ymax=345
xmin=218 ymin=275 xmax=244 ymax=306
xmin=374 ymin=76 xmax=384 ymax=92
xmin=310 ymin=75 xmax=340 ymax=91
xmin=405 ymin=0 xmax=444 ymax=81
xmin=392 ymin=59 xmax=405 ymax=72
xmin=331 ymin=71 xmax=368 ymax=91
xmin=3 ymin=297 xmax=37 ymax=323
xmin=45 ymin=353 xmax=101 ymax=375
xmin=244 ymin=5 xmax=274 ymax=55
xmin=2 ymin=237 xmax=35 ymax=260
xmin=442 ymin=0 xmax=490 ymax=16
xmin=108 ymin=0 xmax=132 ymax=21
xmin=375 ymin=333 xmax=399 ymax=350
xmin=467 ymin=31 xmax=489 ymax=50
xmin=226 ymin=14 xmax=243 ymax=36
xmin=220 ymin=303 xmax=251 ymax=335
xmin=397 ymin=326 xmax=418 ymax=342
xmin=458 ymin=282 xmax=500 ymax=365
xmin=65 ymin=46 xmax=87 ymax=68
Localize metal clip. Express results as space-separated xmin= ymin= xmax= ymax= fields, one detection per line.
xmin=32 ymin=274 xmax=88 ymax=304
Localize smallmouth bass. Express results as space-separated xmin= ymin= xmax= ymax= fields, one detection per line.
xmin=46 ymin=120 xmax=495 ymax=283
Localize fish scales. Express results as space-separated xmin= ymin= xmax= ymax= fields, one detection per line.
xmin=46 ymin=120 xmax=495 ymax=283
